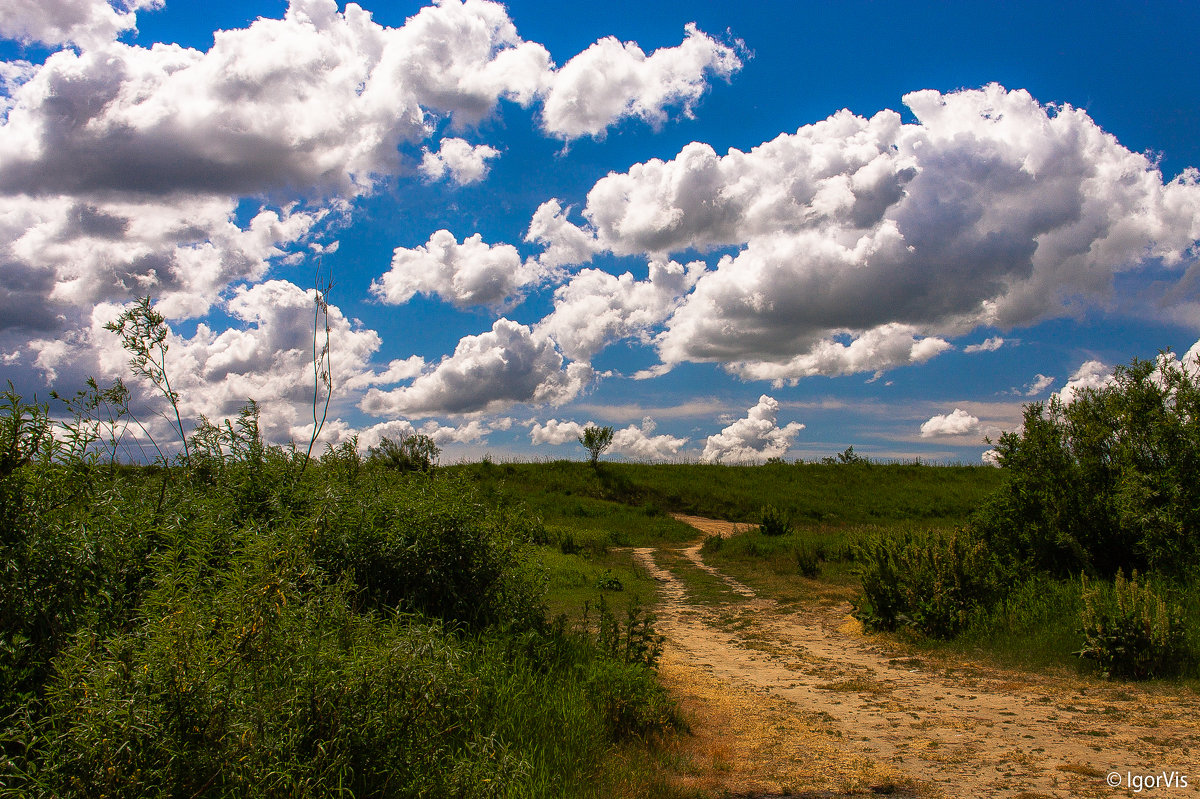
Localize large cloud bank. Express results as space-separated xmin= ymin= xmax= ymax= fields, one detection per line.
xmin=528 ymin=84 xmax=1200 ymax=384
xmin=0 ymin=0 xmax=740 ymax=439
xmin=375 ymin=84 xmax=1200 ymax=417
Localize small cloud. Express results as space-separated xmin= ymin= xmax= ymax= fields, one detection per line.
xmin=981 ymin=449 xmax=1001 ymax=466
xmin=345 ymin=355 xmax=426 ymax=390
xmin=919 ymin=408 xmax=980 ymax=438
xmin=529 ymin=418 xmax=588 ymax=446
xmin=964 ymin=336 xmax=1005 ymax=354
xmin=371 ymin=231 xmax=546 ymax=310
xmin=1017 ymin=373 xmax=1055 ymax=396
xmin=631 ymin=364 xmax=674 ymax=380
xmin=419 ymin=138 xmax=501 ymax=185
xmin=610 ymin=416 xmax=688 ymax=460
xmin=1055 ymin=360 xmax=1114 ymax=404
xmin=701 ymin=395 xmax=804 ymax=463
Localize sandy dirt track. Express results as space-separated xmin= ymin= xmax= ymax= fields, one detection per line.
xmin=635 ymin=516 xmax=1200 ymax=798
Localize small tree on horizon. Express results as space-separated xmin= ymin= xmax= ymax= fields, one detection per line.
xmin=579 ymin=425 xmax=614 ymax=467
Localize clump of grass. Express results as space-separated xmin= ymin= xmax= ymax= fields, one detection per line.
xmin=853 ymin=528 xmax=1006 ymax=639
xmin=794 ymin=544 xmax=820 ymax=578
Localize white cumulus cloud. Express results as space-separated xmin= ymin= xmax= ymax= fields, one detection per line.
xmin=535 ymin=259 xmax=704 ymax=361
xmin=611 ymin=416 xmax=687 ymax=460
xmin=539 ymin=22 xmax=742 ymax=140
xmin=526 ymin=415 xmax=686 ymax=459
xmin=344 ymin=355 xmax=426 ymax=390
xmin=1055 ymin=360 xmax=1115 ymax=405
xmin=355 ymin=416 xmax=509 ymax=450
xmin=359 ymin=318 xmax=592 ymax=417
xmin=90 ymin=280 xmax=381 ymax=446
xmin=530 ymin=85 xmax=1200 ymax=381
xmin=0 ymin=0 xmax=162 ymax=50
xmin=920 ymin=408 xmax=981 ymax=438
xmin=419 ymin=137 xmax=501 ymax=185
xmin=371 ymin=230 xmax=546 ymax=310
xmin=700 ymin=395 xmax=804 ymax=463
xmin=529 ymin=417 xmax=588 ymax=446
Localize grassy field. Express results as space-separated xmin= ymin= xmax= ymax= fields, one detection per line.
xmin=448 ymin=459 xmax=1001 ymax=528
xmin=447 ymin=458 xmax=1002 ymax=626
xmin=470 ymin=457 xmax=1198 ymax=684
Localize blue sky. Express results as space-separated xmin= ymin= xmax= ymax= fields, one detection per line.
xmin=1 ymin=0 xmax=1198 ymax=464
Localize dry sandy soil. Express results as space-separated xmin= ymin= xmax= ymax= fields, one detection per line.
xmin=635 ymin=515 xmax=1200 ymax=798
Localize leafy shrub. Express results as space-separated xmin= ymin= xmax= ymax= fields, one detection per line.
xmin=974 ymin=353 xmax=1200 ymax=577
xmin=758 ymin=504 xmax=792 ymax=537
xmin=594 ymin=570 xmax=623 ymax=592
xmin=854 ymin=528 xmax=1007 ymax=639
xmin=837 ymin=446 xmax=867 ymax=465
xmin=700 ymin=533 xmax=724 ymax=554
xmin=578 ymin=596 xmax=678 ymax=741
xmin=313 ymin=474 xmax=545 ymax=629
xmin=8 ymin=529 xmax=549 ymax=799
xmin=1077 ymin=570 xmax=1192 ymax=679
xmin=581 ymin=659 xmax=680 ymax=742
xmin=0 ymin=389 xmax=157 ymax=710
xmin=584 ymin=595 xmax=663 ymax=670
xmin=365 ymin=433 xmax=440 ymax=473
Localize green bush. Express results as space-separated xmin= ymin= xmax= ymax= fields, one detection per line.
xmin=578 ymin=596 xmax=678 ymax=741
xmin=365 ymin=433 xmax=439 ymax=473
xmin=974 ymin=353 xmax=1200 ymax=577
xmin=758 ymin=504 xmax=792 ymax=537
xmin=594 ymin=570 xmax=624 ymax=592
xmin=854 ymin=528 xmax=1006 ymax=639
xmin=1078 ymin=570 xmax=1192 ymax=680
xmin=312 ymin=474 xmax=547 ymax=629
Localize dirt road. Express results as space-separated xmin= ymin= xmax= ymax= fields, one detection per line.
xmin=637 ymin=516 xmax=1200 ymax=798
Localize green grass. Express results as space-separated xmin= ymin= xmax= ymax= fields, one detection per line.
xmin=449 ymin=459 xmax=1001 ymax=532
xmin=700 ymin=524 xmax=872 ymax=606
xmin=541 ymin=546 xmax=661 ymax=622
xmin=945 ymin=575 xmax=1092 ymax=673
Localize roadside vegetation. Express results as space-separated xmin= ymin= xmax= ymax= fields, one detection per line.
xmin=853 ymin=352 xmax=1200 ymax=680
xmin=0 ymin=386 xmax=683 ymax=798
